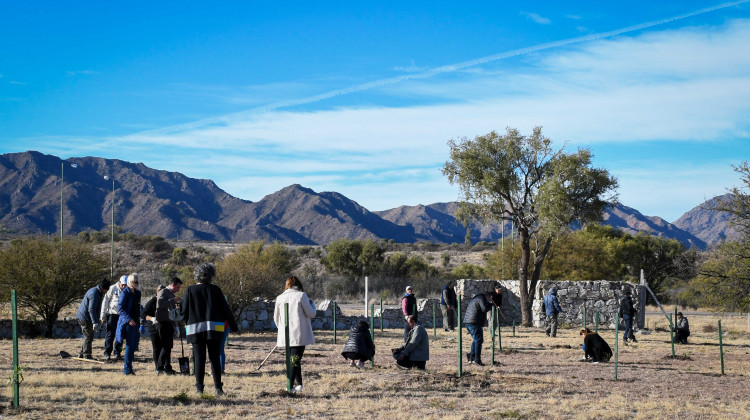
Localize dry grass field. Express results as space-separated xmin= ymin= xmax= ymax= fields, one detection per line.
xmin=1 ymin=313 xmax=749 ymax=419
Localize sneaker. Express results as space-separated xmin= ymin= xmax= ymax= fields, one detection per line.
xmin=164 ymin=369 xmax=177 ymax=375
xmin=630 ymin=337 xmax=638 ymax=343
xmin=114 ymin=354 xmax=123 ymax=361
xmin=349 ymin=360 xmax=356 ymax=367
xmin=216 ymin=388 xmax=224 ymax=397
xmin=357 ymin=361 xmax=365 ymax=369
xmin=156 ymin=370 xmax=164 ymax=375
xmin=474 ymin=360 xmax=485 ymax=366
xmin=291 ymin=385 xmax=303 ymax=394
xmin=124 ymin=371 xmax=135 ymax=376
xmin=545 ymin=330 xmax=551 ymax=337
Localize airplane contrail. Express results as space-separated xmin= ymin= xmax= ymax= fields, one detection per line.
xmin=130 ymin=0 xmax=749 ymax=138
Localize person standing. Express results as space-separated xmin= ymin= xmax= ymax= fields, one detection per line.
xmin=116 ymin=274 xmax=142 ymax=375
xmin=673 ymin=312 xmax=690 ymax=344
xmin=142 ymin=285 xmax=165 ymax=372
xmin=181 ymin=263 xmax=238 ymax=396
xmin=464 ymin=292 xmax=492 ymax=365
xmin=544 ymin=287 xmax=563 ymax=338
xmin=619 ymin=290 xmax=637 ymax=343
xmin=402 ymin=286 xmax=417 ymax=341
xmin=391 ymin=315 xmax=429 ymax=370
xmin=100 ymin=276 xmax=127 ymax=361
xmin=155 ymin=277 xmax=182 ymax=374
xmin=75 ymin=278 xmax=109 ymax=359
xmin=440 ymin=281 xmax=457 ymax=332
xmin=274 ymin=276 xmax=316 ymax=394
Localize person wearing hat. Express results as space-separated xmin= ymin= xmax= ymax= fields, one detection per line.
xmin=402 ymin=286 xmax=418 ymax=341
xmin=155 ymin=276 xmax=183 ymax=374
xmin=117 ymin=273 xmax=142 ymax=375
xmin=543 ymin=287 xmax=563 ymax=338
xmin=100 ymin=275 xmax=128 ymax=361
xmin=672 ymin=312 xmax=690 ymax=344
xmin=75 ymin=278 xmax=110 ymax=359
xmin=618 ymin=290 xmax=637 ymax=343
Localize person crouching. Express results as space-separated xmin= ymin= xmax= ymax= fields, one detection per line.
xmin=580 ymin=328 xmax=612 ymax=363
xmin=342 ymin=321 xmax=375 ymax=369
xmin=391 ymin=315 xmax=429 ymax=370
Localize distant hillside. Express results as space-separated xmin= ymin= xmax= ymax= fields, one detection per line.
xmin=672 ymin=194 xmax=739 ymax=247
xmin=0 ymin=151 xmax=732 ymax=247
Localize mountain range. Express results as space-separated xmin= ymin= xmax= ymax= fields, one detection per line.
xmin=0 ymin=151 xmax=736 ymax=249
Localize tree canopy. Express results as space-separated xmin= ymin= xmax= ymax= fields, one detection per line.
xmin=0 ymin=237 xmax=108 ymax=336
xmin=443 ymin=127 xmax=618 ymax=325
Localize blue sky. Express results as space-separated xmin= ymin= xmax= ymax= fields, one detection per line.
xmin=2 ymin=1 xmax=749 ymax=222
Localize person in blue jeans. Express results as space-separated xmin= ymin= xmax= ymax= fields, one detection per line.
xmin=218 ymin=322 xmax=229 ymax=373
xmin=463 ymin=292 xmax=491 ymax=366
xmin=116 ymin=273 xmax=142 ymax=375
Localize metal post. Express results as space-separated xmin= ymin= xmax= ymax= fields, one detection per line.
xmin=333 ymin=301 xmax=337 ymax=345
xmin=718 ymin=320 xmax=725 ymax=375
xmin=669 ymin=314 xmax=675 ymax=359
xmin=457 ymin=295 xmax=463 ymax=377
xmin=380 ymin=298 xmax=383 ymax=332
xmin=370 ymin=303 xmax=375 ymax=368
xmin=498 ymin=313 xmax=502 ymax=351
xmin=12 ymin=290 xmax=20 ymax=407
xmin=364 ymin=276 xmax=368 ymax=317
xmin=284 ymin=303 xmax=291 ymax=392
xmin=110 ymin=178 xmax=115 ymax=279
xmin=595 ymin=311 xmax=599 ymax=334
xmin=432 ymin=303 xmax=436 ymax=340
xmin=491 ymin=306 xmax=496 ymax=365
xmin=614 ymin=310 xmax=619 ymax=381
xmin=512 ymin=300 xmax=516 ymax=337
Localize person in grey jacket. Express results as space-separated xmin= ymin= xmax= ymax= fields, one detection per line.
xmin=544 ymin=287 xmax=563 ymax=338
xmin=75 ymin=278 xmax=109 ymax=359
xmin=391 ymin=315 xmax=429 ymax=370
xmin=672 ymin=312 xmax=690 ymax=344
xmin=464 ymin=292 xmax=491 ymax=365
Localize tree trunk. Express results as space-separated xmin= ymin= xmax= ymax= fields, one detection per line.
xmin=517 ymin=228 xmax=533 ymax=327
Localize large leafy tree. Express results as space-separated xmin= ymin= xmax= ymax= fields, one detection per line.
xmin=0 ymin=237 xmax=108 ymax=336
xmin=321 ymin=239 xmax=385 ymax=279
xmin=443 ymin=127 xmax=618 ymax=326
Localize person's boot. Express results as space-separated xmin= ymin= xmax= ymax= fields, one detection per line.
xmin=474 ymin=358 xmax=485 ymax=366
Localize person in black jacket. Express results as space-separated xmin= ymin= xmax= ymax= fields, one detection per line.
xmin=142 ymin=285 xmax=165 ymax=372
xmin=180 ymin=263 xmax=238 ymax=396
xmin=441 ymin=281 xmax=457 ymax=332
xmin=619 ymin=290 xmax=637 ymax=343
xmin=580 ymin=328 xmax=612 ymax=363
xmin=341 ymin=321 xmax=375 ymax=369
xmin=402 ymin=286 xmax=417 ymax=341
xmin=464 ymin=292 xmax=492 ymax=366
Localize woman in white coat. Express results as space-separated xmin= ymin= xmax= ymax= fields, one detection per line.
xmin=274 ymin=276 xmax=316 ymax=394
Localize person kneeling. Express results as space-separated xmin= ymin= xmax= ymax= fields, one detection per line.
xmin=391 ymin=315 xmax=429 ymax=370
xmin=580 ymin=328 xmax=612 ymax=363
xmin=672 ymin=312 xmax=690 ymax=344
xmin=342 ymin=321 xmax=375 ymax=369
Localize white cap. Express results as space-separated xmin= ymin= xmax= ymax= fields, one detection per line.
xmin=406 ymin=286 xmax=413 ymax=291
xmin=120 ymin=275 xmax=128 ymax=285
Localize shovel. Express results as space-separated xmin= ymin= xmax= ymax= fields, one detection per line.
xmin=247 ymin=345 xmax=276 ymax=376
xmin=60 ymin=350 xmax=105 ymax=364
xmin=178 ymin=334 xmax=191 ymax=375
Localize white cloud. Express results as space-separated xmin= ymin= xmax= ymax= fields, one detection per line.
xmin=521 ymin=12 xmax=551 ymax=25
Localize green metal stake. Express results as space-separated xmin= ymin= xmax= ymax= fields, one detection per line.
xmin=512 ymin=301 xmax=516 ymax=337
xmin=284 ymin=302 xmax=291 ymax=392
xmin=370 ymin=303 xmax=375 ymax=369
xmin=669 ymin=314 xmax=675 ymax=359
xmin=491 ymin=306 xmax=496 ymax=365
xmin=12 ymin=290 xmax=20 ymax=408
xmin=614 ymin=310 xmax=619 ymax=381
xmin=457 ymin=295 xmax=463 ymax=378
xmin=432 ymin=303 xmax=436 ymax=340
xmin=595 ymin=311 xmax=600 ymax=334
xmin=333 ymin=301 xmax=337 ymax=345
xmin=718 ymin=320 xmax=725 ymax=375
xmin=498 ymin=313 xmax=502 ymax=351
xmin=380 ymin=298 xmax=383 ymax=332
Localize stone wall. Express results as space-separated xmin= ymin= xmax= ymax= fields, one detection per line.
xmin=0 ymin=280 xmax=643 ymax=338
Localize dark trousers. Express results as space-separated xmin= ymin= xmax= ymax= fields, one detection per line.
xmin=104 ymin=314 xmax=122 ymax=356
xmin=192 ymin=333 xmax=222 ymax=392
xmin=148 ymin=325 xmax=163 ymax=370
xmin=78 ymin=319 xmax=93 ymax=358
xmin=466 ymin=323 xmax=483 ymax=362
xmin=623 ymin=314 xmax=635 ymax=341
xmin=674 ymin=330 xmax=690 ymax=344
xmin=157 ymin=323 xmax=175 ymax=371
xmin=289 ymin=346 xmax=305 ymax=387
xmin=395 ymin=357 xmax=426 ymax=370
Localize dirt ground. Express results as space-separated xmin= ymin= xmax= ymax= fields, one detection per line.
xmin=1 ymin=313 xmax=749 ymax=419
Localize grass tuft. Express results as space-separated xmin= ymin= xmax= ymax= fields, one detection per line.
xmin=172 ymin=391 xmax=190 ymax=403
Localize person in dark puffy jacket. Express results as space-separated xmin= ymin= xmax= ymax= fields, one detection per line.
xmin=619 ymin=290 xmax=637 ymax=343
xmin=75 ymin=278 xmax=109 ymax=359
xmin=580 ymin=328 xmax=612 ymax=363
xmin=543 ymin=287 xmax=563 ymax=337
xmin=341 ymin=321 xmax=375 ymax=369
xmin=464 ymin=292 xmax=491 ymax=366
xmin=440 ymin=281 xmax=457 ymax=332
